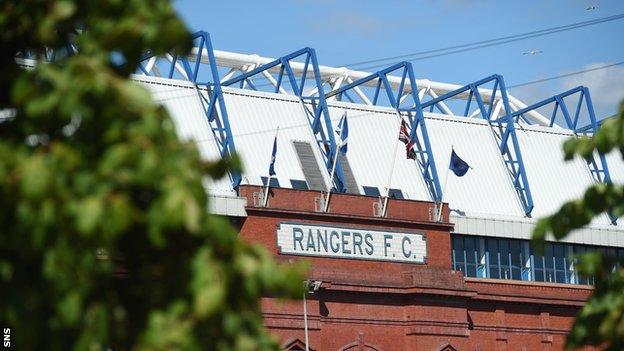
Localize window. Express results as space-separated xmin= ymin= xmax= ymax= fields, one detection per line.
xmin=290 ymin=179 xmax=309 ymax=190
xmin=554 ymin=243 xmax=566 ymax=283
xmin=261 ymin=176 xmax=279 ymax=187
xmin=362 ymin=186 xmax=381 ymax=197
xmin=387 ymin=188 xmax=404 ymax=199
xmin=464 ymin=236 xmax=477 ymax=278
xmin=544 ymin=243 xmax=555 ymax=283
xmin=499 ymin=239 xmax=510 ymax=279
xmin=510 ymin=240 xmax=521 ymax=280
xmin=452 ymin=236 xmax=465 ymax=274
xmin=487 ymin=239 xmax=500 ymax=279
xmin=450 ymin=234 xmax=615 ymax=286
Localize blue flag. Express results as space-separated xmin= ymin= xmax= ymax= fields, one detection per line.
xmin=449 ymin=149 xmax=470 ymax=177
xmin=336 ymin=113 xmax=348 ymax=155
xmin=268 ymin=133 xmax=277 ymax=176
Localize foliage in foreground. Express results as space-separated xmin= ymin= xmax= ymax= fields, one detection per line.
xmin=0 ymin=1 xmax=304 ymax=350
xmin=534 ymin=101 xmax=624 ymax=350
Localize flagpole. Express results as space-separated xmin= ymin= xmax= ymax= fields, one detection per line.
xmin=382 ymin=112 xmax=404 ymax=217
xmin=436 ymin=167 xmax=450 ymax=222
xmin=263 ymin=127 xmax=279 ymax=207
xmin=436 ymin=145 xmax=453 ymax=222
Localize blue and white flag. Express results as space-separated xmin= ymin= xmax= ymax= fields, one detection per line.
xmin=268 ymin=131 xmax=278 ymax=176
xmin=449 ymin=149 xmax=470 ymax=177
xmin=336 ymin=113 xmax=349 ymax=155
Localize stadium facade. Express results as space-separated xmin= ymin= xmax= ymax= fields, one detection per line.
xmin=134 ymin=32 xmax=623 ymax=350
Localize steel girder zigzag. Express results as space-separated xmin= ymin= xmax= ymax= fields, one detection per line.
xmin=417 ymin=75 xmax=534 ymax=216
xmin=138 ymin=31 xmax=241 ymax=188
xmin=220 ymin=48 xmax=349 ymax=193
xmin=511 ymin=86 xmax=616 ymax=224
xmin=325 ymin=62 xmax=444 ymax=203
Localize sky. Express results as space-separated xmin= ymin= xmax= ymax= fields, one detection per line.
xmin=173 ymin=0 xmax=624 ymax=120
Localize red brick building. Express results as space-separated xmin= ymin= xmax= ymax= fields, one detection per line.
xmin=238 ymin=186 xmax=593 ymax=351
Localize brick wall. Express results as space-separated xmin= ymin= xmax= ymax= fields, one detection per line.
xmin=237 ymin=186 xmax=594 ymax=351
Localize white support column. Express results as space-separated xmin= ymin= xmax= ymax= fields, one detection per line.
xmin=345 ymin=77 xmax=373 ymax=105
xmin=220 ymin=67 xmax=239 ymax=82
xmin=144 ymin=56 xmax=157 ymax=75
xmin=468 ymin=107 xmax=483 ymax=118
xmin=491 ymin=99 xmax=504 ymax=120
xmin=326 ymin=76 xmax=345 ymax=101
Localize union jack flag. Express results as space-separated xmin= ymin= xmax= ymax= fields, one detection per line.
xmin=398 ymin=119 xmax=416 ymax=160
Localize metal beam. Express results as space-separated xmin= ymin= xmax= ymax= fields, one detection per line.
xmin=511 ymin=86 xmax=616 ymax=224
xmin=138 ymin=31 xmax=241 ymax=188
xmin=325 ymin=62 xmax=443 ymax=202
xmin=189 ymin=49 xmax=552 ymax=126
xmin=418 ymin=75 xmax=535 ymax=216
xmin=221 ymin=47 xmax=348 ymax=193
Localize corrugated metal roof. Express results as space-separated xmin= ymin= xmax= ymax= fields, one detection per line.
xmin=327 ymin=104 xmax=430 ymax=201
xmin=222 ymin=89 xmax=329 ymax=190
xmin=137 ymin=75 xmax=623 ymax=231
xmin=141 ymin=77 xmax=234 ymax=196
xmin=516 ymin=125 xmax=612 ymax=224
xmin=424 ymin=114 xmax=525 ymax=218
xmin=606 ymin=150 xmax=624 ymax=184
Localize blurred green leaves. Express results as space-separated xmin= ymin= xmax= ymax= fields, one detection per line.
xmin=0 ymin=1 xmax=304 ymax=350
xmin=533 ymin=102 xmax=624 ymax=350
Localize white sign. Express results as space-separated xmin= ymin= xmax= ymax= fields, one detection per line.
xmin=276 ymin=222 xmax=427 ymax=263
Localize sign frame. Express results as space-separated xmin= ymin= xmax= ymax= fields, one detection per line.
xmin=275 ymin=221 xmax=428 ymax=264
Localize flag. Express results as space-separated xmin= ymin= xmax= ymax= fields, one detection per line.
xmin=336 ymin=113 xmax=348 ymax=155
xmin=398 ymin=119 xmax=416 ymax=160
xmin=449 ymin=149 xmax=470 ymax=177
xmin=268 ymin=132 xmax=277 ymax=176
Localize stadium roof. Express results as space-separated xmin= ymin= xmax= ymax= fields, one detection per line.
xmin=136 ymin=70 xmax=623 ymax=246
xmin=129 ymin=31 xmax=623 ymax=246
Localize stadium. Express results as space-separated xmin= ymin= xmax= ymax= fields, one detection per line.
xmin=133 ymin=31 xmax=623 ymax=350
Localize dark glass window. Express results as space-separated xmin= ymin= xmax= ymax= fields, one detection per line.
xmin=362 ymin=186 xmax=381 ymax=197
xmin=499 ymin=239 xmax=511 ymax=279
xmin=534 ymin=253 xmax=545 ymax=282
xmin=544 ymin=243 xmax=555 ymax=283
xmin=290 ymin=179 xmax=309 ymax=190
xmin=449 ymin=234 xmax=616 ymax=286
xmin=464 ymin=237 xmax=477 ymax=277
xmin=554 ymin=243 xmax=566 ymax=283
xmin=452 ymin=236 xmax=465 ymax=274
xmin=387 ymin=188 xmax=404 ymax=199
xmin=261 ymin=176 xmax=280 ymax=187
xmin=487 ymin=239 xmax=500 ymax=279
xmin=510 ymin=240 xmax=521 ymax=280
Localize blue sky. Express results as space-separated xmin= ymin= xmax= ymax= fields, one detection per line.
xmin=174 ymin=0 xmax=624 ymax=119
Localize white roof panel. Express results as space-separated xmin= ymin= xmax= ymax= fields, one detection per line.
xmin=327 ymin=103 xmax=430 ymax=200
xmin=606 ymin=149 xmax=624 ymax=184
xmin=136 ymin=75 xmax=623 ymax=230
xmin=516 ymin=126 xmax=612 ymax=224
xmin=222 ymin=89 xmax=328 ymax=190
xmin=141 ymin=77 xmax=234 ymax=195
xmin=425 ymin=115 xmax=525 ymax=217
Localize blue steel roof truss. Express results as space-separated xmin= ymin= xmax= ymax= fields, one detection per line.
xmin=220 ymin=48 xmax=348 ymax=193
xmin=511 ymin=86 xmax=616 ymax=224
xmin=418 ymin=75 xmax=535 ymax=216
xmin=325 ymin=62 xmax=443 ymax=202
xmin=138 ymin=31 xmax=242 ymax=189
